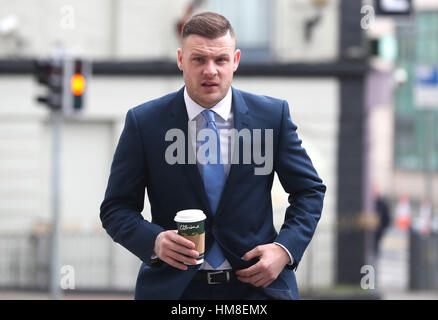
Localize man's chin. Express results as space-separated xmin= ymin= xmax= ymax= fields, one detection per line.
xmin=197 ymin=95 xmax=223 ymax=108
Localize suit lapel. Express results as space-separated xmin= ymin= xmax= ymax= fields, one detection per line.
xmin=168 ymin=87 xmax=212 ymax=217
xmin=215 ymin=87 xmax=251 ymax=218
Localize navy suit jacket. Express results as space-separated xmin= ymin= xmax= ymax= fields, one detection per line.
xmin=100 ymin=86 xmax=326 ymax=300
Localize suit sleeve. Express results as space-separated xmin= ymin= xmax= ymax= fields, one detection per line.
xmin=273 ymin=100 xmax=326 ymax=270
xmin=100 ymin=109 xmax=164 ymax=264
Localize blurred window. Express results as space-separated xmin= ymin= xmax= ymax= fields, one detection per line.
xmin=394 ymin=112 xmax=424 ymax=169
xmin=206 ymin=0 xmax=272 ymax=63
xmin=417 ymin=11 xmax=438 ymax=64
xmin=394 ymin=11 xmax=438 ymax=170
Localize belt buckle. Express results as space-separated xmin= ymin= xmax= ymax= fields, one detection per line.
xmin=207 ymin=271 xmax=226 ymax=285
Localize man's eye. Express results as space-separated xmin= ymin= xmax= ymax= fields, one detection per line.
xmin=193 ymin=57 xmax=202 ymax=62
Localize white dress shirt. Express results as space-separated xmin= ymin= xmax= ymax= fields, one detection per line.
xmin=183 ymin=87 xmax=294 ymax=270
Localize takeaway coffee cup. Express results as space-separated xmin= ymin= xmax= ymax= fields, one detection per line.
xmin=174 ymin=209 xmax=206 ymax=265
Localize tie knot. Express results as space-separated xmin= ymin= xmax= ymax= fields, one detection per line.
xmin=201 ymin=109 xmax=216 ymax=124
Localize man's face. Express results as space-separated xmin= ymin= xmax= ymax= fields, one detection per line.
xmin=177 ymin=32 xmax=240 ymax=109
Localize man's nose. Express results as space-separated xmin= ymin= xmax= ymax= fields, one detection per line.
xmin=203 ymin=61 xmax=217 ymax=77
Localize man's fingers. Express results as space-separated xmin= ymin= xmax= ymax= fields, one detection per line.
xmin=235 ymin=263 xmax=260 ymax=277
xmin=237 ymin=244 xmax=288 ymax=288
xmin=162 ymin=256 xmax=188 ymax=271
xmin=167 ymin=231 xmax=199 ymax=259
xmin=237 ymin=246 xmax=265 ymax=277
xmin=167 ymin=250 xmax=198 ymax=266
xmin=253 ymin=276 xmax=267 ymax=288
xmin=154 ymin=230 xmax=199 ymax=270
xmin=168 ymin=241 xmax=199 ymax=259
xmin=237 ymin=272 xmax=265 ymax=287
xmin=236 ymin=257 xmax=277 ymax=287
xmin=156 ymin=230 xmax=197 ymax=255
xmin=169 ymin=231 xmax=196 ymax=250
xmin=237 ymin=269 xmax=274 ymax=288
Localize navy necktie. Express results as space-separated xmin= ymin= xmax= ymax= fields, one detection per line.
xmin=200 ymin=109 xmax=226 ymax=269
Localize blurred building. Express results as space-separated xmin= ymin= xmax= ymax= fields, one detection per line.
xmin=365 ymin=0 xmax=438 ymax=292
xmin=366 ymin=0 xmax=438 ymax=211
xmin=0 ymin=0 xmax=373 ymax=294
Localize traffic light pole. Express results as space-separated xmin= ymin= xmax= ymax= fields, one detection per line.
xmin=49 ymin=109 xmax=62 ymax=300
xmin=34 ymin=50 xmax=89 ymax=298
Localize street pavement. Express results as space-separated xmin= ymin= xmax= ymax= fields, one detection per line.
xmin=377 ymin=226 xmax=438 ymax=300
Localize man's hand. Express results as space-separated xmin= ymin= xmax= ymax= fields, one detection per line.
xmin=153 ymin=230 xmax=199 ymax=270
xmin=235 ymin=244 xmax=290 ymax=288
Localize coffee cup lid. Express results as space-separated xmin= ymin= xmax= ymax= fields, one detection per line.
xmin=174 ymin=209 xmax=206 ymax=223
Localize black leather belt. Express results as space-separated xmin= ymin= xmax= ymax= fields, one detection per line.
xmin=193 ymin=270 xmax=237 ymax=285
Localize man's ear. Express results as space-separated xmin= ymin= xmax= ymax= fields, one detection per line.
xmin=177 ymin=48 xmax=183 ymax=71
xmin=233 ymin=49 xmax=241 ymax=72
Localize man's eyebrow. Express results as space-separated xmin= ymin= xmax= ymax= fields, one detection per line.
xmin=190 ymin=52 xmax=207 ymax=57
xmin=189 ymin=51 xmax=231 ymax=58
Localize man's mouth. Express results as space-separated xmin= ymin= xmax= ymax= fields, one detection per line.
xmin=201 ymin=81 xmax=218 ymax=87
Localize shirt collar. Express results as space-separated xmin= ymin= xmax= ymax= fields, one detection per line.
xmin=184 ymin=87 xmax=232 ymax=122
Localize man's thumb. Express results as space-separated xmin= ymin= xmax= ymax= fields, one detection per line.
xmin=241 ymin=246 xmax=262 ymax=261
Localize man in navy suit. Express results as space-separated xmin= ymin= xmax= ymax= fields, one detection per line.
xmin=100 ymin=11 xmax=325 ymax=300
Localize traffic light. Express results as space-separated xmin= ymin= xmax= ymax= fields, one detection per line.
xmin=34 ymin=58 xmax=64 ymax=111
xmin=33 ymin=55 xmax=91 ymax=115
xmin=62 ymin=57 xmax=91 ymax=115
